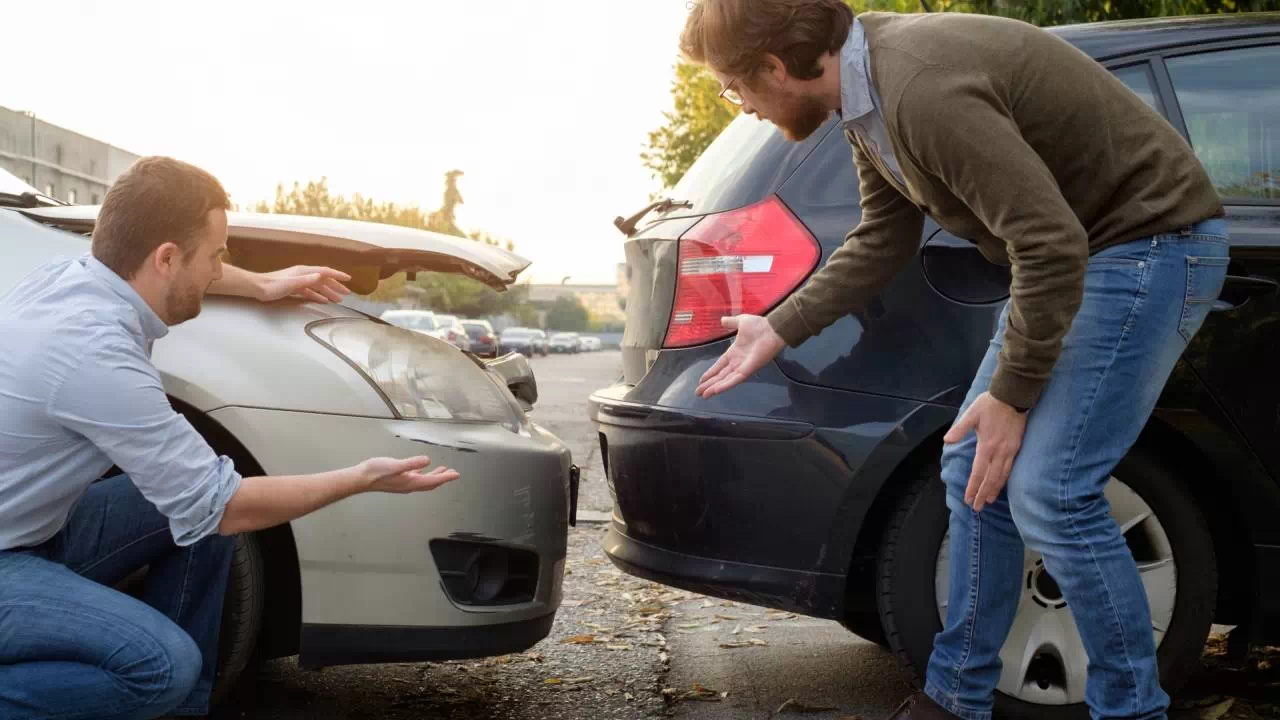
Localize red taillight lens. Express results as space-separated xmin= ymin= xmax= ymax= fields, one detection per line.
xmin=663 ymin=196 xmax=819 ymax=348
xmin=482 ymin=335 xmax=495 ymax=344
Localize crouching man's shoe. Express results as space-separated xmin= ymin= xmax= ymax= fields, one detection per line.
xmin=885 ymin=692 xmax=962 ymax=720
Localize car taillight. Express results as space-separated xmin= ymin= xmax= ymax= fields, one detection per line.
xmin=663 ymin=196 xmax=820 ymax=348
xmin=482 ymin=335 xmax=495 ymax=344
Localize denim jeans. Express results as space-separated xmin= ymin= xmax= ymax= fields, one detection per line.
xmin=925 ymin=219 xmax=1230 ymax=720
xmin=0 ymin=474 xmax=234 ymax=719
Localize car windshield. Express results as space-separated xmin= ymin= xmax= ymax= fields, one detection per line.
xmin=462 ymin=323 xmax=489 ymax=339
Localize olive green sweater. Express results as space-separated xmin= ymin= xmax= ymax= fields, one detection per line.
xmin=766 ymin=11 xmax=1223 ymax=409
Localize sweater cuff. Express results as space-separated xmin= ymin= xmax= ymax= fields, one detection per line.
xmin=988 ymin=363 xmax=1045 ymax=411
xmin=766 ymin=297 xmax=816 ymax=348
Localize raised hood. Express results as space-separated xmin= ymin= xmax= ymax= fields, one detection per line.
xmin=18 ymin=205 xmax=530 ymax=293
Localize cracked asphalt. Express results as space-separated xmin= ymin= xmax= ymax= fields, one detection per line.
xmin=213 ymin=350 xmax=1279 ymax=720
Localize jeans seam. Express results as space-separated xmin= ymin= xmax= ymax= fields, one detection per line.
xmin=949 ymin=508 xmax=983 ymax=700
xmin=1055 ymin=249 xmax=1151 ymax=717
xmin=73 ymin=526 xmax=172 ymax=576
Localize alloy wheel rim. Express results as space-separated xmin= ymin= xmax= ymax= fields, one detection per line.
xmin=932 ymin=478 xmax=1177 ymax=705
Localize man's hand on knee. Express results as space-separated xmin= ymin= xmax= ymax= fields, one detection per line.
xmin=944 ymin=392 xmax=1028 ymax=512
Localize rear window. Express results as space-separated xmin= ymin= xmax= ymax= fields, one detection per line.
xmin=462 ymin=324 xmax=488 ymax=338
xmin=662 ymin=113 xmax=836 ymax=220
xmin=501 ymin=329 xmax=530 ymax=339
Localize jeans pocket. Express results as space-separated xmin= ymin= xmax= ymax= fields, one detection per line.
xmin=1178 ymin=256 xmax=1229 ymax=343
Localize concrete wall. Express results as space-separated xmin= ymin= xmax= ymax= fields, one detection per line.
xmin=0 ymin=106 xmax=138 ymax=204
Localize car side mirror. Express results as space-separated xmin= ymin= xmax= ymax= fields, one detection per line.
xmin=485 ymin=352 xmax=538 ymax=411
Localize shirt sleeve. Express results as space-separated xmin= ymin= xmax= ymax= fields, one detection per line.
xmin=49 ymin=337 xmax=242 ymax=546
xmin=766 ymin=137 xmax=924 ymax=346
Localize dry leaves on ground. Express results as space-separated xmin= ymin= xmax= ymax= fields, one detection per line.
xmin=662 ymin=683 xmax=729 ymax=704
xmin=775 ymin=698 xmax=840 ymax=714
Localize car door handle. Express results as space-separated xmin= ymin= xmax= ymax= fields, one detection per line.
xmin=1214 ymin=274 xmax=1278 ymax=311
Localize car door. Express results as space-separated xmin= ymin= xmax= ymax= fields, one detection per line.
xmin=1156 ymin=41 xmax=1280 ymax=480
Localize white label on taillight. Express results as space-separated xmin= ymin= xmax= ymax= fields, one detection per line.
xmin=680 ymin=255 xmax=774 ymax=276
xmin=672 ymin=311 xmax=694 ymax=324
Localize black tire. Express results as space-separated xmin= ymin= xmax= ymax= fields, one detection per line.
xmin=841 ymin=609 xmax=890 ymax=649
xmin=210 ymin=532 xmax=265 ymax=706
xmin=877 ymin=446 xmax=1216 ymax=720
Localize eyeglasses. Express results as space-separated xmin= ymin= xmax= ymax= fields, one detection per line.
xmin=718 ymin=77 xmax=744 ymax=106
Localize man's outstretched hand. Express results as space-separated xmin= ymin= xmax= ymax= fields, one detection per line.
xmin=361 ymin=456 xmax=460 ymax=494
xmin=694 ymin=315 xmax=786 ymax=399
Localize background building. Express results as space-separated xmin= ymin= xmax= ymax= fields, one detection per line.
xmin=526 ymin=283 xmax=625 ymax=325
xmin=0 ymin=105 xmax=139 ymax=204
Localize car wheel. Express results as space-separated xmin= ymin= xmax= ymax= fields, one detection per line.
xmin=841 ymin=609 xmax=889 ymax=649
xmin=876 ymin=446 xmax=1215 ymax=720
xmin=211 ymin=532 xmax=266 ymax=706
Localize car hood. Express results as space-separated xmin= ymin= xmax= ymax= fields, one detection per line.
xmin=18 ymin=205 xmax=530 ymax=293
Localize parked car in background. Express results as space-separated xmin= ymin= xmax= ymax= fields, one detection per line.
xmin=2 ymin=169 xmax=577 ymax=704
xmin=462 ymin=319 xmax=498 ymax=357
xmin=499 ymin=327 xmax=548 ymax=357
xmin=580 ymin=336 xmax=602 ymax=352
xmin=591 ymin=15 xmax=1280 ymax=720
xmin=431 ymin=314 xmax=472 ymax=352
xmin=529 ymin=328 xmax=549 ymax=356
xmin=549 ymin=332 xmax=582 ymax=354
xmin=380 ymin=309 xmax=440 ymax=336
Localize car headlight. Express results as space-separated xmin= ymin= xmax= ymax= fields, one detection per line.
xmin=308 ymin=319 xmax=526 ymax=432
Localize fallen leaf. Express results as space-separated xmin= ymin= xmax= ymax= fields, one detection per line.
xmin=715 ymin=614 xmax=741 ymax=621
xmin=635 ymin=605 xmax=665 ymax=615
xmin=607 ymin=644 xmax=633 ymax=651
xmin=544 ymin=678 xmax=563 ymax=685
xmin=678 ymin=683 xmax=728 ymax=702
xmin=563 ymin=634 xmax=600 ymax=645
xmin=732 ymin=624 xmax=742 ymax=635
xmin=1199 ymin=698 xmax=1235 ymax=720
xmin=701 ymin=600 xmax=716 ymax=608
xmin=744 ymin=625 xmax=768 ymax=633
xmin=564 ymin=676 xmax=594 ymax=685
xmin=625 ymin=692 xmax=636 ymax=701
xmin=775 ymin=698 xmax=840 ymax=714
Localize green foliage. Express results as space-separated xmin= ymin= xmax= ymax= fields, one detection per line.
xmin=643 ymin=0 xmax=1280 ymax=187
xmin=545 ymin=296 xmax=590 ymax=332
xmin=253 ymin=173 xmax=528 ymax=313
xmin=641 ymin=62 xmax=742 ymax=189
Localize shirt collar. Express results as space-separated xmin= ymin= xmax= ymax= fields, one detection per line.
xmin=84 ymin=254 xmax=170 ymax=342
xmin=838 ymin=19 xmax=875 ymax=126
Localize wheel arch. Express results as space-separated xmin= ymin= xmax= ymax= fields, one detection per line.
xmin=170 ymin=395 xmax=303 ymax=660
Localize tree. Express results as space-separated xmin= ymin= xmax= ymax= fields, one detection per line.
xmin=643 ymin=0 xmax=1279 ymax=187
xmin=545 ymin=296 xmax=589 ymax=332
xmin=251 ymin=172 xmax=527 ymax=312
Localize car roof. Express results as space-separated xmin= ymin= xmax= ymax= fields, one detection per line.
xmin=1049 ymin=12 xmax=1280 ymax=60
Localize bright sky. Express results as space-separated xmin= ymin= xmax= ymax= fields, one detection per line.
xmin=2 ymin=0 xmax=696 ymax=285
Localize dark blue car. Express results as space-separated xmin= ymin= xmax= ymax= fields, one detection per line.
xmin=591 ymin=14 xmax=1280 ymax=719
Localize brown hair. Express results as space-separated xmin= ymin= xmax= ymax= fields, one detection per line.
xmin=680 ymin=0 xmax=853 ymax=82
xmin=92 ymin=156 xmax=230 ymax=279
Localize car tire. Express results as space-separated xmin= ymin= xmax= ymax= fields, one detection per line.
xmin=841 ymin=609 xmax=889 ymax=649
xmin=876 ymin=446 xmax=1216 ymax=720
xmin=210 ymin=532 xmax=266 ymax=706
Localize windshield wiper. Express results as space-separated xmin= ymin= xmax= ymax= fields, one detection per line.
xmin=613 ymin=197 xmax=693 ymax=238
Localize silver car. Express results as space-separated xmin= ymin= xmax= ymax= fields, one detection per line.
xmin=0 ymin=171 xmax=577 ymax=699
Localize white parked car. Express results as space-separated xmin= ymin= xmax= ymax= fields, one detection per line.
xmin=548 ymin=332 xmax=582 ymax=354
xmin=579 ymin=336 xmax=602 ymax=352
xmin=381 ymin=309 xmax=471 ymax=352
xmin=0 ymin=170 xmax=577 ymax=701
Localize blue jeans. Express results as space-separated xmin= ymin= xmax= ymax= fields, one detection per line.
xmin=0 ymin=474 xmax=234 ymax=719
xmin=925 ymin=220 xmax=1230 ymax=720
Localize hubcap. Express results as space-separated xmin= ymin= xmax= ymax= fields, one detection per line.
xmin=933 ymin=478 xmax=1176 ymax=706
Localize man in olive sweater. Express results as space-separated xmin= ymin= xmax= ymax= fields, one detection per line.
xmin=684 ymin=2 xmax=1226 ymax=719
